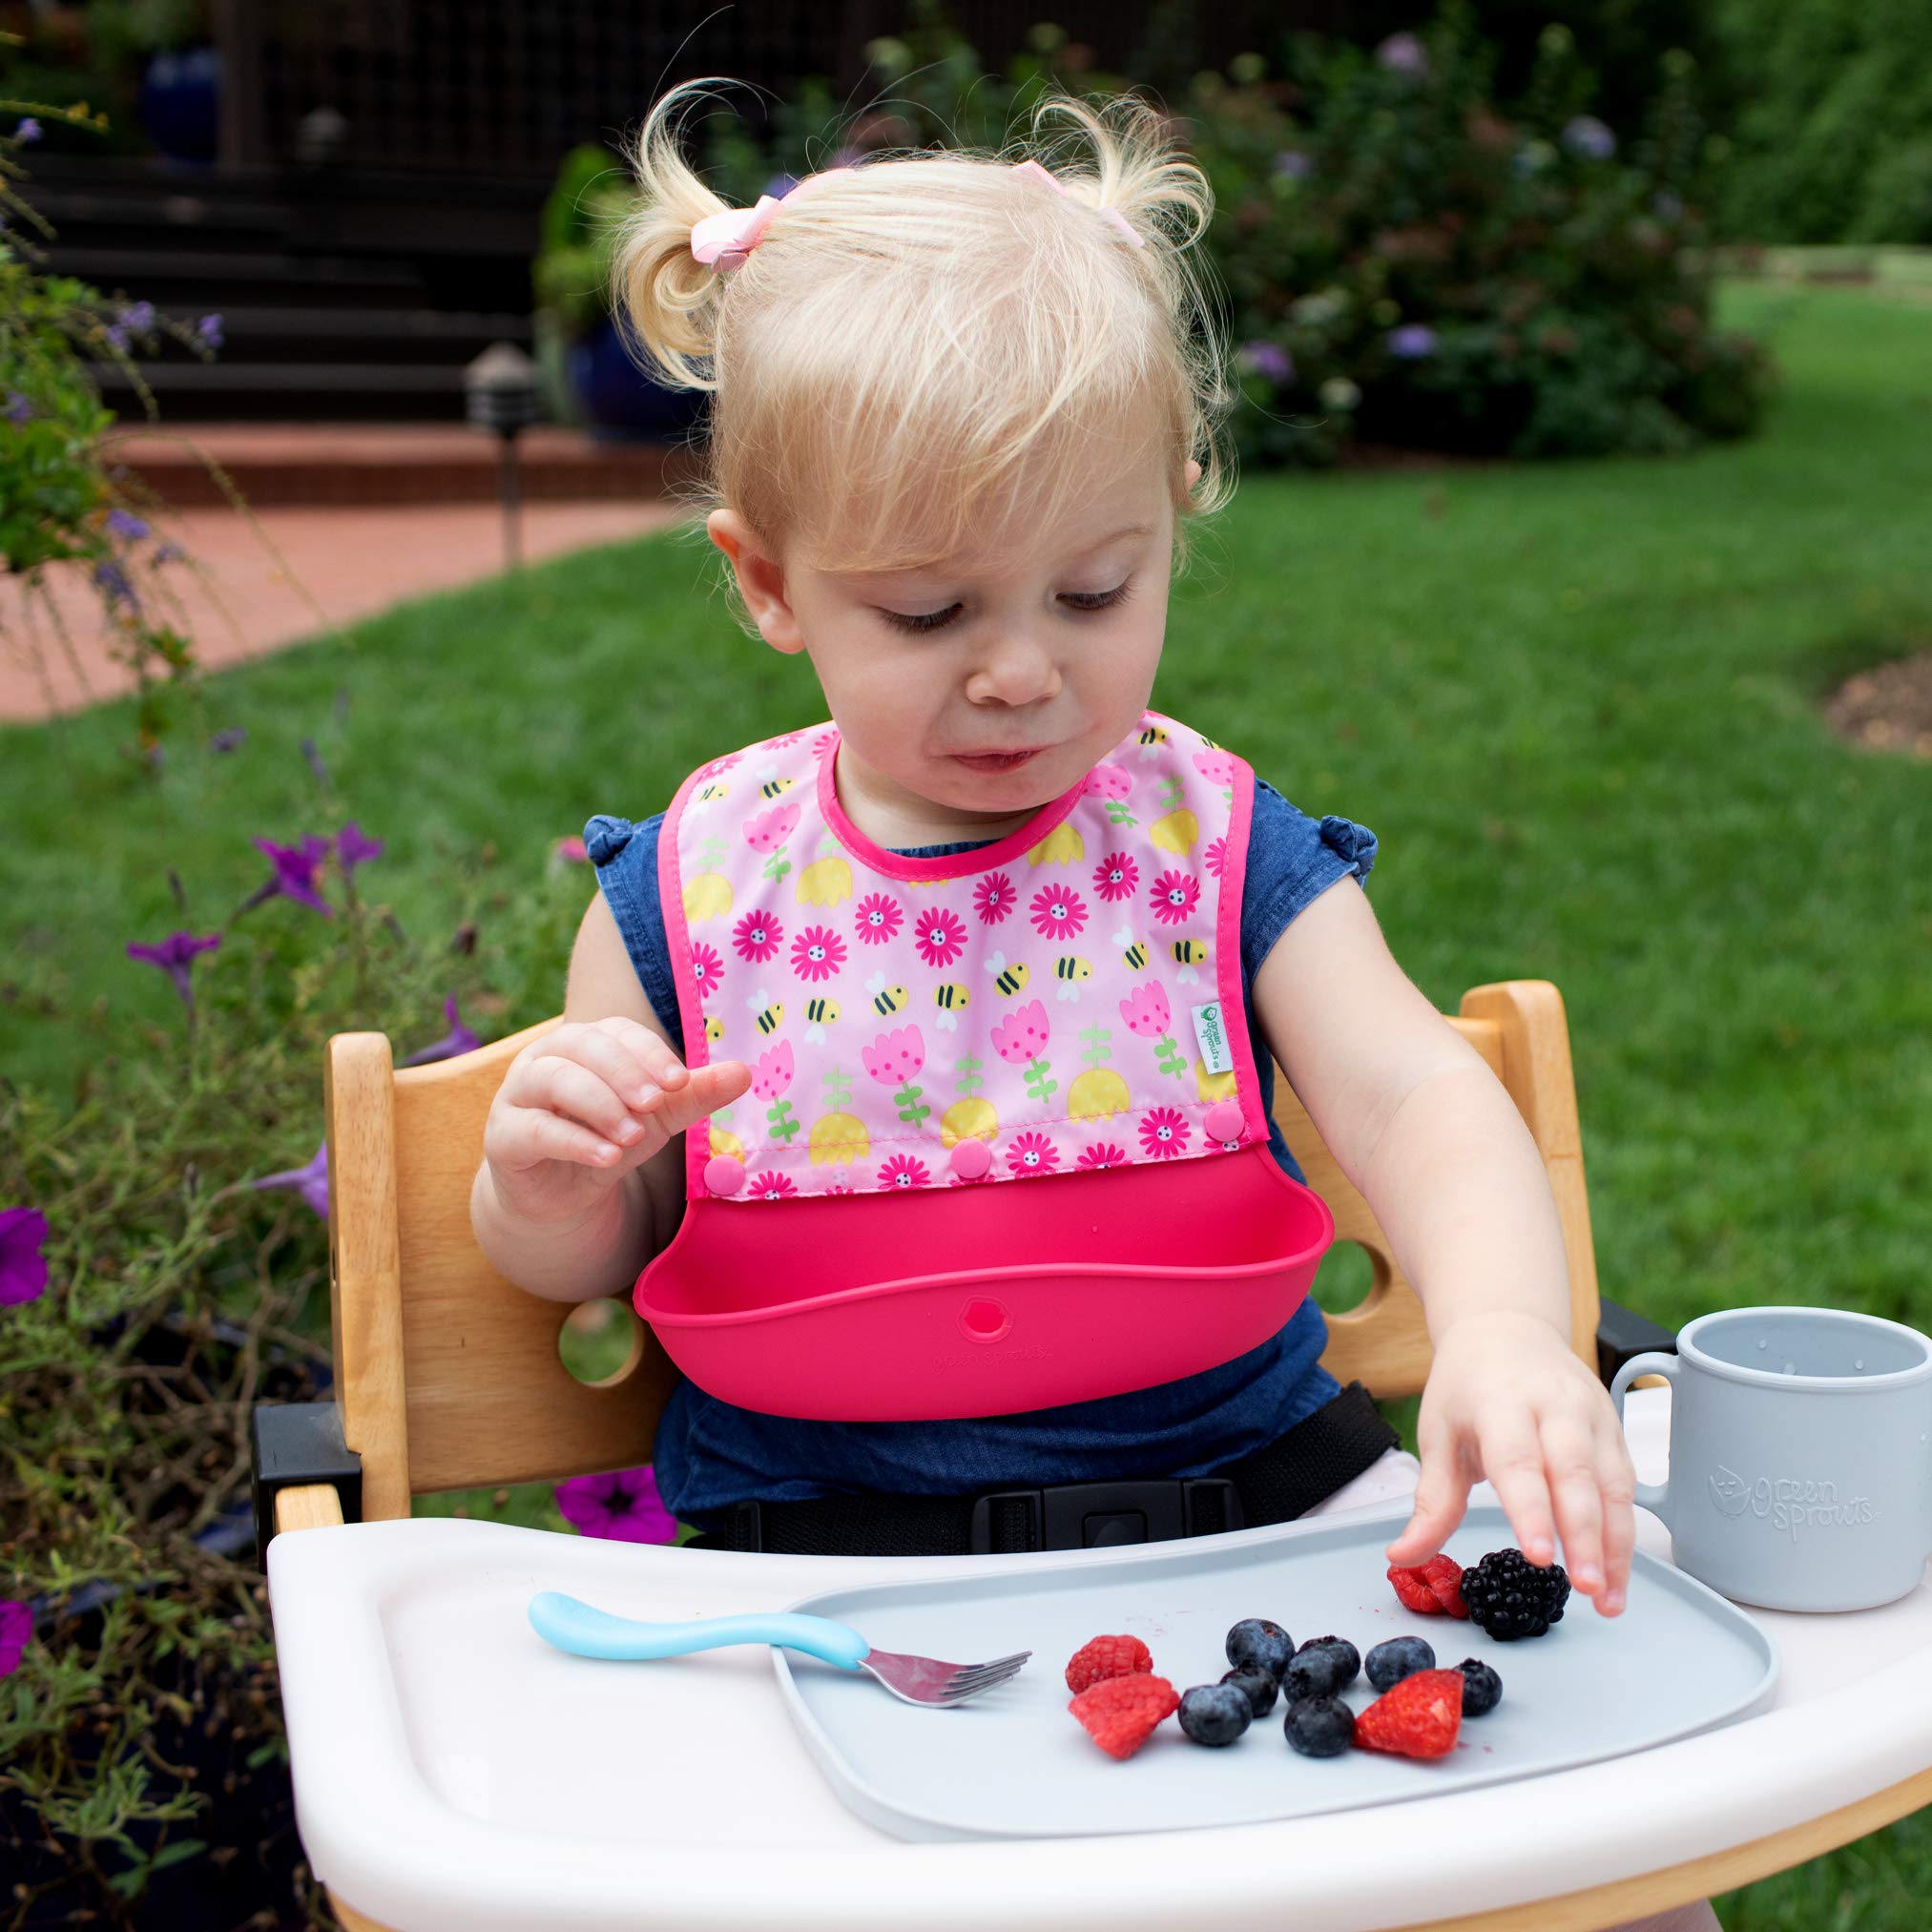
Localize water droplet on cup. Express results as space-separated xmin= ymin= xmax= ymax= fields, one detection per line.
xmin=1855 ymin=1359 xmax=1865 ymax=1371
xmin=1782 ymin=1361 xmax=1797 ymax=1374
xmin=1756 ymin=1339 xmax=1768 ymax=1350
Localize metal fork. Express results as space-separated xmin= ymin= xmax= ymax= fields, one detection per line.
xmin=528 ymin=1591 xmax=1030 ymax=1707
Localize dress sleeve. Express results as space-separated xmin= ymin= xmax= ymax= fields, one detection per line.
xmin=583 ymin=811 xmax=680 ymax=1034
xmin=1238 ymin=779 xmax=1379 ymax=982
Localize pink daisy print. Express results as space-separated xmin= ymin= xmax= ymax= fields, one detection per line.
xmin=1139 ymin=1107 xmax=1191 ymax=1160
xmin=1204 ymin=836 xmax=1229 ymax=879
xmin=1028 ymin=883 xmax=1089 ymax=942
xmin=768 ymin=730 xmax=805 ymax=749
xmin=746 ymin=1169 xmax=798 ymax=1200
xmin=973 ymin=871 xmax=1017 ymax=924
xmin=811 ymin=730 xmax=839 ymax=760
xmin=1091 ymin=852 xmax=1139 ymax=903
xmin=1151 ymin=869 xmax=1200 ymax=925
xmin=690 ymin=942 xmax=724 ymax=1004
xmin=913 ymin=905 xmax=967 ymax=968
xmin=733 ymin=911 xmax=784 ymax=964
xmin=791 ymin=924 xmax=846 ymax=983
xmin=1006 ymin=1131 xmax=1061 ymax=1177
xmin=877 ymin=1153 xmax=930 ymax=1190
xmin=854 ymin=891 xmax=903 ymax=945
xmin=1077 ymin=1142 xmax=1128 ymax=1171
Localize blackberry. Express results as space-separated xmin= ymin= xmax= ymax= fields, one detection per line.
xmin=1462 ymin=1548 xmax=1571 ymax=1641
xmin=1458 ymin=1658 xmax=1504 ymax=1717
xmin=1220 ymin=1665 xmax=1279 ymax=1719
xmin=1364 ymin=1635 xmax=1436 ymax=1692
xmin=1283 ymin=1636 xmax=1361 ymax=1701
xmin=1283 ymin=1694 xmax=1357 ymax=1757
xmin=1225 ymin=1618 xmax=1294 ymax=1680
xmin=1178 ymin=1682 xmax=1253 ymax=1747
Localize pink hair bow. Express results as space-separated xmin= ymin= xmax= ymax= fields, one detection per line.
xmin=690 ymin=167 xmax=858 ymax=272
xmin=1010 ymin=157 xmax=1145 ymax=247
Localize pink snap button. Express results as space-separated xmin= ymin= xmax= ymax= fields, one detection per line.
xmin=702 ymin=1154 xmax=745 ymax=1196
xmin=1204 ymin=1101 xmax=1245 ymax=1144
xmin=949 ymin=1136 xmax=992 ymax=1180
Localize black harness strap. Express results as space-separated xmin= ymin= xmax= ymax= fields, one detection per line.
xmin=685 ymin=1381 xmax=1401 ymax=1557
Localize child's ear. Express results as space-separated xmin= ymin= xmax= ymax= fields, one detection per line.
xmin=707 ymin=509 xmax=806 ymax=655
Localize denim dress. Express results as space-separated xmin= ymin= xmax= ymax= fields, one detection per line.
xmin=585 ymin=778 xmax=1378 ymax=1532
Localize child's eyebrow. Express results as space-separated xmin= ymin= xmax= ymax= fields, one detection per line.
xmin=841 ymin=523 xmax=1157 ymax=591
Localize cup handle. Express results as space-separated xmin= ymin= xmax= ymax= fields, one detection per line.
xmin=1607 ymin=1350 xmax=1678 ymax=1521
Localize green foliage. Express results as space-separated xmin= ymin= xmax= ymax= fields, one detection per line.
xmin=1711 ymin=0 xmax=1932 ymax=244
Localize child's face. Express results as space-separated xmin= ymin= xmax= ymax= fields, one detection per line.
xmin=710 ymin=457 xmax=1187 ymax=833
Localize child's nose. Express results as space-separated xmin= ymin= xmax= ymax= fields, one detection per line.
xmin=966 ymin=631 xmax=1061 ymax=707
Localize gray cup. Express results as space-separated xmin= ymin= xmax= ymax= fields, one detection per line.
xmin=1609 ymin=1305 xmax=1932 ymax=1611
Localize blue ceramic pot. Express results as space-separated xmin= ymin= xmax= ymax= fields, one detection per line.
xmin=567 ymin=318 xmax=707 ymax=442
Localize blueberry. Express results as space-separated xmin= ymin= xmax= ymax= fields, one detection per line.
xmin=1284 ymin=1694 xmax=1357 ymax=1757
xmin=1365 ymin=1634 xmax=1436 ymax=1692
xmin=1178 ymin=1682 xmax=1254 ymax=1747
xmin=1458 ymin=1657 xmax=1504 ymax=1717
xmin=1225 ymin=1617 xmax=1294 ymax=1680
xmin=1284 ymin=1635 xmax=1361 ymax=1700
xmin=1219 ymin=1664 xmax=1279 ymax=1719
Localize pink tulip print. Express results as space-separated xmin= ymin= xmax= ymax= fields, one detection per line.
xmin=743 ymin=801 xmax=800 ymax=853
xmin=1118 ymin=982 xmax=1170 ymax=1038
xmin=752 ymin=1041 xmax=794 ymax=1100
xmin=1194 ymin=747 xmax=1239 ymax=787
xmin=990 ymin=998 xmax=1057 ymax=1105
xmin=1083 ymin=762 xmax=1132 ymax=799
xmin=863 ymin=1025 xmax=931 ymax=1126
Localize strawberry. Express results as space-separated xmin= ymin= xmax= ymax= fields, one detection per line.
xmin=1065 ymin=1632 xmax=1154 ymax=1694
xmin=1386 ymin=1563 xmax=1444 ymax=1614
xmin=1423 ymin=1553 xmax=1469 ymax=1619
xmin=1068 ymin=1672 xmax=1180 ymax=1759
xmin=1356 ymin=1667 xmax=1465 ymax=1759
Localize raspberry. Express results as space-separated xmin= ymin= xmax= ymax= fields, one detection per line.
xmin=1387 ymin=1564 xmax=1444 ymax=1614
xmin=1069 ymin=1672 xmax=1180 ymax=1759
xmin=1423 ymin=1554 xmax=1469 ymax=1619
xmin=1065 ymin=1632 xmax=1154 ymax=1694
xmin=1462 ymin=1548 xmax=1571 ymax=1641
xmin=1356 ymin=1668 xmax=1465 ymax=1759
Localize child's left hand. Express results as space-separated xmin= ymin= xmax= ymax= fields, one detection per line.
xmin=1382 ymin=1310 xmax=1639 ymax=1616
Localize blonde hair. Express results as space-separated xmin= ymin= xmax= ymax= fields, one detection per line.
xmin=610 ymin=80 xmax=1233 ymax=573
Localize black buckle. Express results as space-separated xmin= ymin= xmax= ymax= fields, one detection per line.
xmin=968 ymin=1476 xmax=1243 ymax=1554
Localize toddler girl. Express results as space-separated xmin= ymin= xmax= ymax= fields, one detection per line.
xmin=475 ymin=82 xmax=1642 ymax=1644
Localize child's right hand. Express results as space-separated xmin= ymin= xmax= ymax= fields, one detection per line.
xmin=482 ymin=1016 xmax=751 ymax=1226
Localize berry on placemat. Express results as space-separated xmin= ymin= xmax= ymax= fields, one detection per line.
xmin=1421 ymin=1553 xmax=1469 ymax=1618
xmin=1283 ymin=1694 xmax=1357 ymax=1757
xmin=1365 ymin=1634 xmax=1436 ymax=1692
xmin=1356 ymin=1668 xmax=1465 ymax=1760
xmin=1387 ymin=1563 xmax=1444 ymax=1615
xmin=1224 ymin=1617 xmax=1294 ymax=1679
xmin=1284 ymin=1635 xmax=1360 ymax=1701
xmin=1220 ymin=1665 xmax=1279 ymax=1719
xmin=1462 ymin=1548 xmax=1572 ymax=1640
xmin=1458 ymin=1658 xmax=1504 ymax=1717
xmin=1387 ymin=1553 xmax=1469 ymax=1617
xmin=1069 ymin=1673 xmax=1180 ymax=1759
xmin=1065 ymin=1632 xmax=1155 ymax=1693
xmin=1178 ymin=1682 xmax=1254 ymax=1747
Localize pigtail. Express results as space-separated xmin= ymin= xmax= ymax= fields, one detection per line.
xmin=610 ymin=80 xmax=737 ymax=391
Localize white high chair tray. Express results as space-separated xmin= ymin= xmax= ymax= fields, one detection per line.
xmin=268 ymin=1385 xmax=1932 ymax=1932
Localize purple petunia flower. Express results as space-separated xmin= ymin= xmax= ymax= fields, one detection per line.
xmin=1387 ymin=323 xmax=1439 ymax=359
xmin=1273 ymin=149 xmax=1310 ymax=179
xmin=398 ymin=995 xmax=481 ymax=1067
xmin=14 ymin=118 xmax=40 ymax=145
xmin=103 ymin=323 xmax=132 ymax=354
xmin=197 ymin=314 xmax=224 ymax=349
xmin=121 ymin=301 xmax=156 ymax=336
xmin=253 ymin=835 xmax=335 ymax=916
xmin=555 ymin=1466 xmax=678 ymax=1544
xmin=1376 ymin=32 xmax=1427 ymax=75
xmin=126 ymin=929 xmax=221 ymax=1008
xmin=0 ymin=1600 xmax=30 ymax=1677
xmin=93 ymin=560 xmax=137 ymax=608
xmin=334 ymin=821 xmax=384 ymax=877
xmin=0 ymin=1208 xmax=50 ymax=1308
xmin=1239 ymin=341 xmax=1295 ymax=384
xmin=4 ymin=392 xmax=31 ymax=426
xmin=252 ymin=1142 xmax=330 ymax=1220
xmin=106 ymin=509 xmax=150 ymax=542
xmin=1562 ymin=115 xmax=1616 ymax=161
xmin=210 ymin=725 xmax=245 ymax=752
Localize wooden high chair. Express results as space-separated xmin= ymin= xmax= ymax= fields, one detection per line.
xmin=256 ymin=978 xmax=1932 ymax=1932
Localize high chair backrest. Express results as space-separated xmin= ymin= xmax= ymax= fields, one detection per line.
xmin=324 ymin=979 xmax=1598 ymax=1521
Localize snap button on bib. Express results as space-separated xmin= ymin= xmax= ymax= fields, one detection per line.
xmin=702 ymin=1154 xmax=745 ymax=1196
xmin=949 ymin=1136 xmax=992 ymax=1180
xmin=1204 ymin=1101 xmax=1245 ymax=1144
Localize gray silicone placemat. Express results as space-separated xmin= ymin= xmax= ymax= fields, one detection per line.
xmin=773 ymin=1503 xmax=1778 ymax=1842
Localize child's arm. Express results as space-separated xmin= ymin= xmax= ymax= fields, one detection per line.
xmin=470 ymin=892 xmax=749 ymax=1302
xmin=1252 ymin=876 xmax=1639 ymax=1617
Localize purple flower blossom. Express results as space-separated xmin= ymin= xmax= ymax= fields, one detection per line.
xmin=0 ymin=1207 xmax=50 ymax=1308
xmin=1239 ymin=340 xmax=1295 ymax=384
xmin=553 ymin=834 xmax=588 ymax=863
xmin=103 ymin=324 xmax=131 ymax=354
xmin=93 ymin=560 xmax=137 ymax=609
xmin=335 ymin=821 xmax=384 ymax=878
xmin=0 ymin=1601 xmax=30 ymax=1678
xmin=555 ymin=1466 xmax=678 ymax=1544
xmin=1273 ymin=149 xmax=1310 ymax=179
xmin=1387 ymin=323 xmax=1439 ymax=359
xmin=252 ymin=1142 xmax=330 ymax=1220
xmin=1562 ymin=115 xmax=1616 ymax=161
xmin=398 ymin=995 xmax=481 ymax=1068
xmin=1376 ymin=32 xmax=1428 ymax=75
xmin=121 ymin=301 xmax=156 ymax=336
xmin=197 ymin=313 xmax=224 ymax=349
xmin=300 ymin=737 xmax=331 ymax=789
xmin=153 ymin=539 xmax=186 ymax=566
xmin=106 ymin=509 xmax=150 ymax=542
xmin=14 ymin=118 xmax=40 ymax=145
xmin=4 ymin=392 xmax=31 ymax=426
xmin=253 ymin=835 xmax=335 ymax=916
xmin=126 ymin=929 xmax=221 ymax=1008
xmin=210 ymin=725 xmax=246 ymax=752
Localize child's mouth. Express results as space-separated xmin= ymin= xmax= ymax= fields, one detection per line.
xmin=952 ymin=749 xmax=1040 ymax=774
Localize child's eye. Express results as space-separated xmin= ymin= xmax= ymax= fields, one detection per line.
xmin=1061 ymin=581 xmax=1132 ymax=613
xmin=881 ymin=604 xmax=963 ymax=634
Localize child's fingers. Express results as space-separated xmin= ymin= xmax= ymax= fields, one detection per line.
xmin=1538 ymin=1409 xmax=1607 ymax=1596
xmin=1471 ymin=1409 xmax=1561 ymax=1568
xmin=1593 ymin=1419 xmax=1640 ymax=1614
xmin=1383 ymin=1412 xmax=1468 ymax=1565
xmin=590 ymin=1015 xmax=692 ymax=1105
xmin=503 ymin=1051 xmax=649 ymax=1153
xmin=485 ymin=1099 xmax=628 ymax=1174
xmin=651 ymin=1060 xmax=752 ymax=1140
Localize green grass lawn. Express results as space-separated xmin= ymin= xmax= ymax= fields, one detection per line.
xmin=5 ymin=284 xmax=1930 ymax=1923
